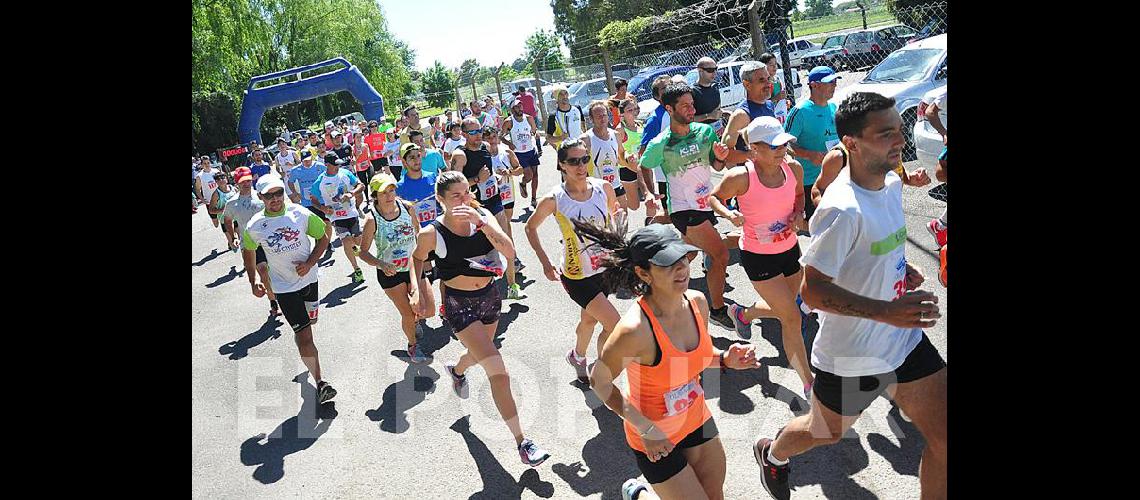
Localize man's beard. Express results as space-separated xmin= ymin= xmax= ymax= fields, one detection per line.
xmin=671 ymin=111 xmax=692 ymax=126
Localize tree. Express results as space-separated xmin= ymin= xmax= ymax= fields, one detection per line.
xmin=421 ymin=61 xmax=455 ymax=109
xmin=525 ymin=29 xmax=565 ymax=70
xmin=886 ymin=0 xmax=945 ymax=30
xmin=805 ymin=0 xmax=834 ymax=17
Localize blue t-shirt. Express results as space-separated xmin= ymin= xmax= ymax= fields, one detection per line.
xmin=396 ymin=171 xmax=439 ymax=228
xmin=288 ymin=164 xmax=324 ymax=207
xmin=734 ymin=99 xmax=777 ymax=151
xmin=640 ymin=105 xmax=670 ymax=150
xmin=249 ymin=162 xmax=271 ymax=179
xmin=784 ymin=100 xmax=838 ymax=186
xmin=421 ymin=149 xmax=446 ymax=175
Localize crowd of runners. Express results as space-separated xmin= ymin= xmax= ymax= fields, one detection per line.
xmin=193 ymin=56 xmax=949 ymax=499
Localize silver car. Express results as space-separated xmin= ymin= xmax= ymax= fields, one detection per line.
xmin=568 ymin=77 xmax=611 ymax=109
xmin=830 ymin=34 xmax=947 ymax=161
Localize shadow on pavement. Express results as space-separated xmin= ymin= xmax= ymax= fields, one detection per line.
xmin=551 ymin=381 xmax=641 ymax=500
xmin=238 ymin=378 xmax=338 ymax=484
xmin=866 ymin=404 xmax=924 ymax=477
xmin=703 ymin=336 xmax=799 ymax=414
xmin=365 ymin=363 xmax=438 ymax=433
xmin=192 ymin=248 xmax=224 ymax=267
xmin=219 ymin=316 xmax=284 ymax=360
xmin=450 ymin=415 xmax=555 ymax=499
xmin=320 ymin=280 xmax=367 ymax=309
xmin=493 ymin=302 xmax=530 ymax=350
xmin=205 ymin=265 xmax=246 ymax=288
xmin=786 ymin=428 xmax=877 ymax=499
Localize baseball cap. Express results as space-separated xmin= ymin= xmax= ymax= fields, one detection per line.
xmin=807 ymin=66 xmax=841 ymax=83
xmin=256 ymin=174 xmax=286 ymax=195
xmin=742 ymin=116 xmax=796 ymax=146
xmin=369 ymin=173 xmax=399 ymax=193
xmin=400 ymin=142 xmax=422 ymax=159
xmin=331 ymin=130 xmax=342 ymax=138
xmin=233 ymin=167 xmax=254 ymax=183
xmin=324 ymin=153 xmax=341 ymax=165
xmin=300 ymin=150 xmax=313 ymax=161
xmin=629 ymin=224 xmax=701 ymax=268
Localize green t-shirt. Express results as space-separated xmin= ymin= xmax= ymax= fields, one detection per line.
xmin=639 ymin=122 xmax=719 ymax=213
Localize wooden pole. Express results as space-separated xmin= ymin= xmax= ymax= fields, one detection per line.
xmin=602 ymin=48 xmax=616 ymax=95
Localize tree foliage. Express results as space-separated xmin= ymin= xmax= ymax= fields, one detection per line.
xmin=805 ymin=0 xmax=834 ymax=18
xmin=421 ymin=61 xmax=455 ymax=109
xmin=525 ymin=29 xmax=566 ymax=70
xmin=551 ymin=0 xmax=698 ymax=61
xmin=886 ymin=0 xmax=945 ymax=31
xmin=191 ymin=0 xmax=414 ymax=154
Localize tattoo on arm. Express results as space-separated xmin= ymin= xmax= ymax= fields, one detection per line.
xmin=821 ymin=297 xmax=876 ymax=319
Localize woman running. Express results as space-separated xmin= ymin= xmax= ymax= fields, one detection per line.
xmin=576 ymin=221 xmax=761 ymax=500
xmin=441 ymin=122 xmax=466 ymax=166
xmin=358 ymin=173 xmax=433 ymax=364
xmin=485 ymin=125 xmax=526 ymax=300
xmin=524 ymin=139 xmax=621 ymax=383
xmin=352 ymin=132 xmax=374 ymax=197
xmin=616 ymin=98 xmax=648 ymax=212
xmin=209 ymin=172 xmax=238 ymax=246
xmin=409 ymin=170 xmax=551 ymax=467
xmin=710 ymin=116 xmax=814 ymax=400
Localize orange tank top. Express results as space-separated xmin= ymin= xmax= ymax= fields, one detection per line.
xmin=623 ymin=294 xmax=715 ymax=452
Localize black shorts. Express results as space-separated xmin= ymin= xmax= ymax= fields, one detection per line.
xmin=632 ymin=417 xmax=719 ymax=484
xmin=803 ymin=184 xmax=817 ymax=220
xmin=614 ymin=185 xmax=626 ymax=197
xmin=812 ymin=333 xmax=946 ymax=416
xmin=503 ymin=201 xmax=515 ymax=211
xmin=356 ymin=167 xmax=375 ymax=188
xmin=371 ymin=158 xmax=388 ymax=171
xmin=480 ymin=192 xmax=504 ymax=216
xmin=443 ymin=281 xmax=502 ymax=333
xmin=619 ymin=166 xmax=638 ymax=182
xmin=331 ymin=217 xmax=362 ymax=238
xmin=740 ymin=245 xmax=801 ymax=282
xmin=306 ymin=205 xmax=329 ymax=221
xmin=209 ymin=212 xmax=220 ymax=220
xmin=656 ymin=181 xmax=670 ymax=212
xmin=255 ymin=247 xmax=267 ymax=265
xmin=516 ymin=149 xmax=540 ymax=168
xmin=377 ymin=269 xmax=411 ymax=290
xmin=670 ymin=210 xmax=717 ymax=236
xmin=560 ymin=273 xmax=608 ymax=309
xmin=389 ymin=163 xmax=403 ymax=181
xmin=277 ymin=282 xmax=320 ymax=333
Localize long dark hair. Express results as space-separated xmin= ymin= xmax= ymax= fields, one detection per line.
xmin=571 ymin=216 xmax=653 ymax=296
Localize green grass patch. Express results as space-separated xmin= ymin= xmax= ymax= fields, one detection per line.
xmin=793 ymin=7 xmax=897 ymax=42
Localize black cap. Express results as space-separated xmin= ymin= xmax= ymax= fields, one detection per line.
xmin=324 ymin=153 xmax=339 ymax=165
xmin=629 ymin=224 xmax=701 ymax=267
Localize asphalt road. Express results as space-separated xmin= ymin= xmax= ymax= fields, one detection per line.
xmin=192 ymin=146 xmax=947 ymax=499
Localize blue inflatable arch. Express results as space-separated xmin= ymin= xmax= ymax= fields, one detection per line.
xmin=238 ymin=57 xmax=385 ymax=145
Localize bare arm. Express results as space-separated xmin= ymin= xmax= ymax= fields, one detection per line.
xmin=925 ymin=102 xmax=947 ymax=139
xmin=524 ymin=195 xmax=559 ymax=275
xmin=788 ymin=159 xmax=806 ymax=227
xmin=357 ymin=216 xmax=384 ymax=268
xmin=711 ymin=166 xmax=748 ymax=202
xmin=790 ymin=142 xmax=826 ymax=166
xmin=477 ymin=209 xmax=515 ymax=261
xmin=721 ymin=110 xmax=752 ymax=165
xmin=802 ymin=266 xmax=940 ymax=329
xmin=814 ymin=150 xmax=845 ymax=204
xmin=589 ymin=313 xmax=665 ymax=438
xmin=409 ymin=225 xmax=437 ymax=316
xmin=500 ymin=119 xmax=516 ymax=149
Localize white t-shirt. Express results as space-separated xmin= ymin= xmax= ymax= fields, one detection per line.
xmin=197 ymin=170 xmax=219 ymax=203
xmin=799 ymin=168 xmax=922 ymax=377
xmin=443 ymin=137 xmax=466 ymax=154
xmin=310 ymin=170 xmax=361 ymax=221
xmin=922 ymin=86 xmax=947 ymax=128
xmin=384 ymin=138 xmax=403 ymax=167
xmin=509 ymin=115 xmax=536 ymax=153
xmin=243 ymin=204 xmax=324 ymax=294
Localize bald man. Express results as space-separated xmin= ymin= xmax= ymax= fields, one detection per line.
xmin=691 ymin=56 xmax=724 ymax=134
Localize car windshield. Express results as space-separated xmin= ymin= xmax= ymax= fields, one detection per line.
xmin=822 ymin=36 xmax=844 ymax=49
xmin=864 ymin=48 xmax=942 ymax=82
xmin=568 ymin=82 xmax=585 ymax=95
xmin=685 ymin=69 xmax=699 ymax=85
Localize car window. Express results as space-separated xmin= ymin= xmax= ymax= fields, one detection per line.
xmin=716 ymin=68 xmax=730 ymax=89
xmin=823 ymin=36 xmax=844 ymax=49
xmin=589 ymin=81 xmax=605 ymax=95
xmin=864 ymin=48 xmax=943 ymax=83
xmin=796 ymin=40 xmax=809 ymax=51
xmin=730 ymin=65 xmax=742 ymax=85
xmin=894 ymin=26 xmax=916 ymax=37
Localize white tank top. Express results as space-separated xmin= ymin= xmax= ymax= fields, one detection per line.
xmin=554 ymin=177 xmax=611 ymax=280
xmin=587 ymin=128 xmax=622 ymax=191
xmin=554 ymin=106 xmax=584 ymax=140
xmin=510 ymin=115 xmax=535 ymax=153
xmin=491 ymin=147 xmax=517 ymax=205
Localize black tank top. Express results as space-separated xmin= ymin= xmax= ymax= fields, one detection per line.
xmin=431 ymin=210 xmax=502 ymax=281
xmin=461 ymin=143 xmax=492 ymax=181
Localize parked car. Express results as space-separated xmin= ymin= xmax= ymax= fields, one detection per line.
xmin=836 ymin=25 xmax=915 ymax=70
xmin=830 ymin=34 xmax=947 ymax=162
xmin=505 ymin=77 xmax=552 ymax=93
xmin=801 ymin=34 xmax=847 ymax=70
xmin=628 ymin=65 xmax=692 ymax=102
xmin=907 ymin=17 xmax=947 ymax=45
xmin=683 ymin=60 xmax=803 ymax=110
xmin=913 ymin=84 xmax=947 ymax=171
xmin=766 ymin=38 xmax=820 ymax=68
xmin=567 ymin=77 xmax=611 ymax=109
xmin=716 ymin=31 xmax=790 ymax=64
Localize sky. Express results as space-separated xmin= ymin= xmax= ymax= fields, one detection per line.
xmin=381 ymin=0 xmax=850 ymax=72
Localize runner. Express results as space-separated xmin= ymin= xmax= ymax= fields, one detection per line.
xmin=545 ymin=85 xmax=586 ymax=153
xmin=288 ymin=151 xmax=325 ymax=219
xmin=409 ymin=130 xmax=447 ymax=175
xmin=580 ymin=101 xmax=630 ymax=211
xmin=784 ymin=66 xmax=842 ymax=234
xmin=450 ymin=117 xmax=504 ymax=222
xmin=501 ymin=101 xmax=542 ymax=206
xmin=691 ymin=57 xmax=724 ymax=135
xmin=525 ymin=139 xmax=622 ymax=382
xmin=400 ymin=105 xmax=437 ymax=149
xmin=223 ymin=167 xmax=276 ymax=316
xmin=428 ymin=115 xmax=445 ymax=147
xmin=606 ymin=77 xmax=632 ymax=128
xmin=276 ymin=137 xmax=301 ymax=179
xmin=242 ymin=176 xmax=337 ymax=404
xmin=638 ymin=75 xmax=677 ymax=226
xmin=711 ymin=116 xmax=814 ymax=400
xmin=352 ymin=130 xmax=374 ymax=198
xmin=720 ymin=61 xmax=775 ymax=166
xmin=483 ymin=96 xmax=500 ymax=128
xmin=922 ymin=85 xmax=948 ymax=249
xmin=358 ymin=172 xmax=432 ymax=364
xmin=208 ymin=172 xmax=239 ymax=246
xmin=754 ymin=92 xmax=945 ymax=500
xmin=441 ymin=122 xmax=467 ymax=166
xmin=639 ymin=82 xmax=735 ymax=330
xmin=468 ymin=101 xmax=492 ymax=130
xmin=516 ymin=86 xmax=543 ymax=156
xmin=485 ymin=126 xmax=526 ymax=300
xmin=571 ymin=222 xmax=761 ymax=500
xmin=616 ymin=98 xmax=649 ymax=211
xmin=309 ymin=153 xmax=366 ymax=284
xmin=409 ymin=170 xmax=551 ymax=467
xmin=362 ymin=120 xmax=389 ymax=178
xmin=195 ymin=156 xmax=222 ymax=230
xmin=303 ymin=132 xmax=321 ymax=160
xmin=248 ymin=149 xmax=272 ymax=183
xmin=395 ymin=142 xmax=445 ymax=311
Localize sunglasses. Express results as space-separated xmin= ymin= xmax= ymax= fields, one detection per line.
xmin=264 ymin=190 xmax=285 ymax=199
xmin=760 ymin=142 xmax=788 ymax=150
xmin=699 ymin=67 xmax=717 ymax=73
xmin=563 ymin=155 xmax=589 ymax=166
xmin=464 ymin=128 xmax=483 ymax=135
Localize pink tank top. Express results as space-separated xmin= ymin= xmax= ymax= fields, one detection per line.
xmin=738 ymin=160 xmax=799 ymax=255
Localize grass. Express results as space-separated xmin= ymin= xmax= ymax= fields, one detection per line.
xmin=793 ymin=7 xmax=897 ymax=43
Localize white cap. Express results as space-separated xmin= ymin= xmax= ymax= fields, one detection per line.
xmin=742 ymin=116 xmax=796 ymax=146
xmin=256 ymin=173 xmax=286 ymax=194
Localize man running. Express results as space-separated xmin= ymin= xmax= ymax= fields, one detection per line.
xmin=195 ymin=156 xmax=224 ymax=236
xmin=248 ymin=149 xmax=272 ymax=183
xmin=242 ymin=176 xmax=338 ymax=404
xmin=384 ymin=118 xmax=407 ymax=180
xmin=691 ymin=57 xmax=724 ymax=135
xmin=223 ymin=167 xmax=276 ymax=316
xmin=362 ymin=120 xmax=388 ymax=180
xmin=501 ymin=100 xmax=542 ymax=206
xmin=309 ymin=153 xmax=366 ymax=284
xmin=409 ymin=130 xmax=447 ymax=176
xmin=784 ymin=66 xmax=842 ymax=233
xmin=546 ymin=85 xmax=586 ymax=152
xmin=721 ymin=61 xmax=776 ymax=167
xmin=525 ymin=139 xmax=621 ymax=383
xmin=400 ymin=105 xmax=437 ymax=149
xmin=580 ymin=101 xmax=630 ymax=209
xmin=450 ymin=117 xmax=504 ymax=221
xmin=754 ymin=92 xmax=945 ymax=500
xmin=606 ymin=77 xmax=632 ymax=128
xmin=276 ymin=137 xmax=301 ymax=178
xmin=639 ymin=82 xmax=735 ymax=329
xmin=638 ymin=75 xmax=677 ymax=225
xmin=516 ymin=86 xmax=543 ymax=155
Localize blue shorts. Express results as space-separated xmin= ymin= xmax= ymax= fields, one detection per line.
xmin=516 ymin=150 xmax=540 ymax=169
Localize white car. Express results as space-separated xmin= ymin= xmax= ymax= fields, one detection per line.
xmin=684 ymin=60 xmax=803 ymax=110
xmin=913 ymin=84 xmax=946 ymax=171
xmin=767 ymin=38 xmax=820 ymax=68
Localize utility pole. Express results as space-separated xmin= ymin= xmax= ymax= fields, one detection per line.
xmin=857 ymin=1 xmax=867 ymax=29
xmin=533 ymin=55 xmax=548 ymax=121
xmin=748 ymin=0 xmax=768 ymax=61
xmin=493 ymin=63 xmax=504 ymax=109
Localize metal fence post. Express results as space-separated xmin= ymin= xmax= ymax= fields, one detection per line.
xmin=602 ymin=48 xmax=616 ymax=95
xmin=775 ymin=15 xmax=795 ymax=107
xmin=454 ymin=80 xmax=462 ymax=114
xmin=857 ymin=1 xmax=867 ymax=29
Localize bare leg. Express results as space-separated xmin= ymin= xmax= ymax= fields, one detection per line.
xmin=889 ymin=368 xmax=947 ymax=500
xmin=294 ymin=325 xmax=323 ymax=383
xmin=750 ymin=268 xmax=813 ymax=388
xmin=453 ymin=320 xmax=526 ymax=445
xmin=682 ymin=221 xmax=729 ymax=309
xmin=645 ymin=465 xmax=711 ymax=500
xmin=769 ymin=390 xmax=859 ymax=462
xmin=682 ymin=436 xmax=727 ymax=500
xmin=382 ymin=282 xmax=417 ymax=345
xmin=342 ymin=234 xmax=361 ymax=271
xmin=496 ymin=210 xmax=516 ymax=288
xmin=582 ymin=293 xmax=621 ymax=359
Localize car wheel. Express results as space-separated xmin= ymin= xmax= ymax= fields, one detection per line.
xmin=902 ymin=108 xmax=918 ymax=163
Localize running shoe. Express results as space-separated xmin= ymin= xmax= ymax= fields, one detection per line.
xmin=514 ymin=257 xmax=524 ymax=270
xmin=622 ymin=479 xmax=649 ymax=500
xmin=927 ymin=218 xmax=947 ymax=248
xmin=708 ymin=307 xmax=735 ymax=330
xmin=269 ymin=300 xmax=280 ymax=317
xmin=566 ymin=349 xmax=589 ymax=383
xmin=317 ymin=381 xmax=338 ymax=404
xmin=352 ymin=269 xmax=364 ymax=283
xmin=506 ymin=283 xmax=524 ymax=300
xmin=445 ymin=363 xmax=469 ymax=399
xmin=728 ymin=303 xmax=752 ymax=339
xmin=352 ymin=244 xmax=362 ymax=256
xmin=407 ymin=343 xmax=430 ymax=364
xmin=754 ymin=437 xmax=791 ymax=500
xmin=517 ymin=438 xmax=551 ymax=467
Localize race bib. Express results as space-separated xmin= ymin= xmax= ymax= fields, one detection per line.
xmin=757 ymin=220 xmax=794 ymax=244
xmin=663 ymin=376 xmax=704 ymax=417
xmin=694 ymin=180 xmax=712 ymax=210
xmin=207 ymin=181 xmax=217 ymax=190
xmin=498 ymin=175 xmax=514 ymax=204
xmin=335 ymin=209 xmax=349 ymax=218
xmin=390 ymin=248 xmax=411 ymax=269
xmin=892 ymin=257 xmax=907 ymax=299
xmin=479 ymin=177 xmax=498 ymax=201
xmin=415 ymin=198 xmax=438 ymax=225
xmin=465 ymin=251 xmax=505 ymax=276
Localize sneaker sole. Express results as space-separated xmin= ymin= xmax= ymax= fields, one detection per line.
xmin=318 ymin=387 xmax=337 ymax=404
xmin=524 ymin=453 xmax=551 ymax=468
xmin=753 ymin=438 xmax=788 ymax=500
xmin=729 ymin=307 xmax=752 ymax=339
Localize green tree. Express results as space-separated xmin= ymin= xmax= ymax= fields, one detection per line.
xmin=421 ymin=61 xmax=455 ymax=109
xmin=805 ymin=0 xmax=834 ymax=17
xmin=525 ymin=29 xmax=566 ymax=70
xmin=886 ymin=0 xmax=945 ymax=30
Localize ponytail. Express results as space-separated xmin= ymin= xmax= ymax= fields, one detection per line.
xmin=571 ymin=216 xmax=651 ymax=296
